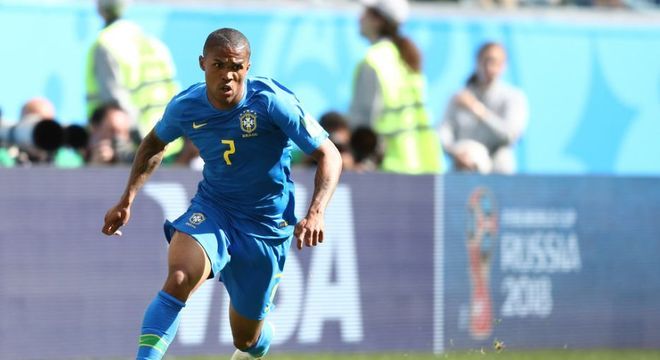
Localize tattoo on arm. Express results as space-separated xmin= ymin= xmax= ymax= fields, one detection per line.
xmin=120 ymin=131 xmax=167 ymax=205
xmin=306 ymin=140 xmax=342 ymax=217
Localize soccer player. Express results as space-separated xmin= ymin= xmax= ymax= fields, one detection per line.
xmin=101 ymin=28 xmax=342 ymax=360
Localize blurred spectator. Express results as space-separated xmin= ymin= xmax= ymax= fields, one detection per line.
xmin=12 ymin=97 xmax=58 ymax=165
xmin=320 ymin=111 xmax=352 ymax=149
xmin=471 ymin=0 xmax=521 ymax=8
xmin=350 ymin=126 xmax=381 ymax=172
xmin=53 ymin=123 xmax=88 ymax=168
xmin=19 ymin=97 xmax=89 ymax=168
xmin=0 ymin=96 xmax=85 ymax=168
xmin=571 ymin=0 xmax=624 ymax=6
xmin=0 ymin=107 xmax=15 ymax=167
xmin=438 ymin=42 xmax=528 ymax=174
xmin=86 ymin=0 xmax=183 ymax=163
xmin=87 ymin=101 xmax=136 ymax=165
xmin=335 ymin=143 xmax=356 ymax=171
xmin=0 ymin=148 xmax=13 ymax=167
xmin=300 ymin=111 xmax=355 ymax=170
xmin=320 ymin=111 xmax=355 ymax=170
xmin=20 ymin=97 xmax=55 ymax=120
xmin=349 ymin=0 xmax=443 ymax=174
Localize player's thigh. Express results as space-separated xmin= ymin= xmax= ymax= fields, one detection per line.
xmin=166 ymin=231 xmax=212 ymax=292
xmin=164 ymin=203 xmax=232 ymax=280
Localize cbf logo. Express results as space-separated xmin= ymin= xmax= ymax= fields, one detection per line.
xmin=186 ymin=212 xmax=206 ymax=228
xmin=240 ymin=109 xmax=258 ymax=137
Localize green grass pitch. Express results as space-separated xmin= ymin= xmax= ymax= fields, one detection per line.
xmin=177 ymin=349 xmax=660 ymax=360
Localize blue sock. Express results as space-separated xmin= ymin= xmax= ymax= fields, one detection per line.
xmin=136 ymin=291 xmax=185 ymax=360
xmin=245 ymin=321 xmax=273 ymax=358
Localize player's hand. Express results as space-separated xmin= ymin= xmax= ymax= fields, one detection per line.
xmin=102 ymin=203 xmax=131 ymax=236
xmin=294 ymin=214 xmax=325 ymax=250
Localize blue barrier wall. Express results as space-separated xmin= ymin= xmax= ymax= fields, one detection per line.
xmin=1 ymin=3 xmax=659 ymax=174
xmin=438 ymin=175 xmax=660 ymax=352
xmin=0 ymin=168 xmax=659 ymax=359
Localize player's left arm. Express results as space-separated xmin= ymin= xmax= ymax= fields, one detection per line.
xmin=294 ymin=138 xmax=342 ymax=250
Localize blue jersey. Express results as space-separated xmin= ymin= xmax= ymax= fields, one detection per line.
xmin=154 ymin=77 xmax=328 ymax=241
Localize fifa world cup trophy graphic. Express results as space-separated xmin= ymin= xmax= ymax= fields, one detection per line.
xmin=466 ymin=187 xmax=498 ymax=340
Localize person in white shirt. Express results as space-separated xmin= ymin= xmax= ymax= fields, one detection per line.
xmin=439 ymin=42 xmax=529 ymax=174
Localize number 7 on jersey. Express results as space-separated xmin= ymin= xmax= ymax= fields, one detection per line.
xmin=221 ymin=139 xmax=235 ymax=165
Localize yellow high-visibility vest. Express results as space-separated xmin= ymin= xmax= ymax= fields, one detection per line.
xmin=363 ymin=40 xmax=443 ymax=174
xmin=86 ymin=20 xmax=182 ymax=158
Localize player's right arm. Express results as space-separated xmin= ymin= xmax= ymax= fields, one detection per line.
xmin=101 ymin=130 xmax=168 ymax=236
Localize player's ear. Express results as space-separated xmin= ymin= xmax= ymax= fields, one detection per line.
xmin=199 ymin=55 xmax=205 ymax=71
xmin=246 ymin=61 xmax=251 ymax=72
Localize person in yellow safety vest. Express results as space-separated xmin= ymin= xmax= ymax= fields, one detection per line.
xmin=349 ymin=0 xmax=443 ymax=174
xmin=86 ymin=0 xmax=183 ymax=163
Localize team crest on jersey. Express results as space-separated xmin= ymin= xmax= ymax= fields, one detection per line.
xmin=186 ymin=213 xmax=206 ymax=228
xmin=240 ymin=109 xmax=258 ymax=137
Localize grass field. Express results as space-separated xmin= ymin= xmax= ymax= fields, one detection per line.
xmin=178 ymin=349 xmax=660 ymax=360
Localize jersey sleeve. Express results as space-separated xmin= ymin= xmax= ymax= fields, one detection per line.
xmin=154 ymin=100 xmax=184 ymax=143
xmin=269 ymin=92 xmax=328 ymax=155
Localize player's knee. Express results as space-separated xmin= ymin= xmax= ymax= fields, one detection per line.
xmin=165 ymin=269 xmax=194 ymax=293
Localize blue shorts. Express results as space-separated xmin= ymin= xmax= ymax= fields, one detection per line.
xmin=163 ymin=201 xmax=292 ymax=320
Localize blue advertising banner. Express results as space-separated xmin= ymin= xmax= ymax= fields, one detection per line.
xmin=0 ymin=168 xmax=436 ymax=359
xmin=0 ymin=168 xmax=659 ymax=359
xmin=438 ymin=175 xmax=660 ymax=352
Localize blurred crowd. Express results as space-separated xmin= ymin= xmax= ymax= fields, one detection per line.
xmin=0 ymin=0 xmax=536 ymax=175
xmin=413 ymin=0 xmax=659 ymax=8
xmin=135 ymin=0 xmax=660 ymax=9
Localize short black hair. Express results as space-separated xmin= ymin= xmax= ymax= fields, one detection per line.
xmin=203 ymin=28 xmax=251 ymax=58
xmin=350 ymin=126 xmax=379 ymax=163
xmin=89 ymin=101 xmax=123 ymax=127
xmin=319 ymin=111 xmax=349 ymax=133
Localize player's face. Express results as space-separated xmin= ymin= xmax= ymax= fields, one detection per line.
xmin=199 ymin=45 xmax=251 ymax=110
